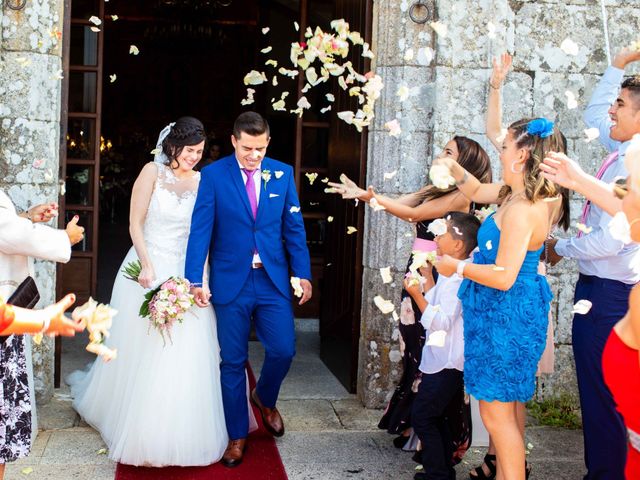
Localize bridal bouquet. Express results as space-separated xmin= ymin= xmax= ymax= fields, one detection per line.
xmin=122 ymin=260 xmax=195 ymax=345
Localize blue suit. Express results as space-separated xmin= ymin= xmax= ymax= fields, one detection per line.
xmin=185 ymin=154 xmax=311 ymax=439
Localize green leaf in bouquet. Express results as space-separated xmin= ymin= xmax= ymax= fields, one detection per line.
xmin=139 ymin=285 xmax=161 ymax=318
xmin=122 ymin=260 xmax=142 ymax=282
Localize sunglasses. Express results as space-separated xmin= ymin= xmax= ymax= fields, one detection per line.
xmin=613 ymin=177 xmax=628 ymax=200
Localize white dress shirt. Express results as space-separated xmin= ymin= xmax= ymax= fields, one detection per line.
xmin=555 ymin=66 xmax=640 ymax=284
xmin=236 ymin=158 xmax=262 ymax=264
xmin=418 ymin=268 xmax=465 ymax=375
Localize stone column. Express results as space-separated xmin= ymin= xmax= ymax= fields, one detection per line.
xmin=0 ymin=0 xmax=66 ymax=402
xmin=359 ymin=0 xmax=640 ymax=408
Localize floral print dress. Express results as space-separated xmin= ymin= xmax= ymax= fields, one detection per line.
xmin=0 ymin=333 xmax=32 ymax=463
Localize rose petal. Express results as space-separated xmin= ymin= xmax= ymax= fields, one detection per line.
xmin=584 ymin=128 xmax=600 ymax=143
xmin=347 ymin=226 xmax=357 ymax=234
xmin=129 ymin=45 xmax=140 ymax=55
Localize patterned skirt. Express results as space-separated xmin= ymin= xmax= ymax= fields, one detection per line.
xmin=0 ymin=335 xmax=32 ymax=463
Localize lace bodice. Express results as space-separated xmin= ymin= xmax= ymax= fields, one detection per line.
xmin=143 ymin=163 xmax=200 ymax=260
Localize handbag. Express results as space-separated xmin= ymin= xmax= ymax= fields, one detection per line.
xmin=0 ymin=276 xmax=40 ymax=344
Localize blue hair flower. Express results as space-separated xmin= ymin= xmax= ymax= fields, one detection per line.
xmin=526 ymin=118 xmax=555 ymax=139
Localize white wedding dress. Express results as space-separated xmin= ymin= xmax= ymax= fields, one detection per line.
xmin=69 ymin=163 xmax=240 ymax=467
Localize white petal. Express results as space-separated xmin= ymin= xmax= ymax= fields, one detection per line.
xmin=89 ymin=16 xmax=102 ymax=26
xmin=430 ymin=21 xmax=448 ymax=37
xmin=109 ymin=74 xmax=117 ymax=83
xmin=262 ymin=27 xmax=270 ymax=34
xmin=347 ymin=226 xmax=357 ymax=234
xmin=374 ymin=295 xmax=395 ymax=314
xmin=608 ymin=211 xmax=632 ymax=244
xmin=384 ymin=119 xmax=401 ymax=137
xmin=327 ymin=216 xmax=334 ymax=223
xmin=565 ymin=90 xmax=578 ymax=110
xmin=290 ymin=205 xmax=301 ymax=213
xmin=426 ymin=330 xmax=447 ymax=347
xmin=290 ymin=276 xmax=303 ymax=297
xmin=275 ymin=170 xmax=284 ymax=179
xmin=576 ymin=222 xmax=592 ymax=234
xmin=261 ymin=46 xmax=273 ymax=54
xmin=428 ymin=164 xmax=456 ymax=189
xmin=584 ymin=128 xmax=600 ymax=143
xmin=380 ymin=267 xmax=393 ymax=284
xmin=427 ymin=218 xmax=448 ymax=237
xmin=129 ymin=45 xmax=140 ymax=55
xmin=384 ymin=170 xmax=398 ymax=180
xmin=269 ymin=193 xmax=279 ymax=198
xmin=572 ymin=299 xmax=592 ymax=315
xmin=560 ymin=38 xmax=580 ymax=56
xmin=486 ymin=240 xmax=493 ymax=250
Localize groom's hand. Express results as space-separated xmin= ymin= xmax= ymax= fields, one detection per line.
xmin=299 ymin=279 xmax=312 ymax=305
xmin=191 ymin=287 xmax=211 ymax=307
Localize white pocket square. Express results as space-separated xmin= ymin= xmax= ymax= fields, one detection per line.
xmin=269 ymin=193 xmax=280 ymax=198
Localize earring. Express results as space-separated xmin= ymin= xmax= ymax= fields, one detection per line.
xmin=510 ymin=161 xmax=525 ymax=174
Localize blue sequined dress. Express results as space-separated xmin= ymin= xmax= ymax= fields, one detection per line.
xmin=458 ymin=213 xmax=552 ymax=402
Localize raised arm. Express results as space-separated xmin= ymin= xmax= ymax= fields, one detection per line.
xmin=129 ymin=163 xmax=158 ymax=288
xmin=435 ymin=157 xmax=504 ymax=205
xmin=541 ymin=151 xmax=622 ymax=216
xmin=372 ymin=189 xmax=469 ymax=222
xmin=327 ymin=175 xmax=469 ymax=222
xmin=486 ymin=53 xmax=512 ymax=152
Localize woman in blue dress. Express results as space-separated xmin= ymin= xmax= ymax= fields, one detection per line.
xmin=434 ymin=118 xmax=564 ymax=480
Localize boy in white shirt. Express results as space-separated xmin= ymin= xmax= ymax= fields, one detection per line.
xmin=404 ymin=211 xmax=480 ymax=480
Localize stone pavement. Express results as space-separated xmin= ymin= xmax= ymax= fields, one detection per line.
xmin=5 ymin=328 xmax=585 ymax=479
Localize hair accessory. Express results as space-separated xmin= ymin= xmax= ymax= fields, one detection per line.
xmin=526 ymin=118 xmax=554 ymax=139
xmin=153 ymin=122 xmax=176 ymax=164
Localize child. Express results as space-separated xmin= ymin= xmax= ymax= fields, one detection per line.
xmin=404 ymin=211 xmax=480 ymax=480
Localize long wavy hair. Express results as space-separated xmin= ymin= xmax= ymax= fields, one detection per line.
xmin=418 ymin=136 xmax=493 ymax=203
xmin=499 ymin=118 xmax=570 ymax=230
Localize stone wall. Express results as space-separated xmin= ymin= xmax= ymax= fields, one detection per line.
xmin=359 ymin=0 xmax=640 ymax=408
xmin=0 ymin=0 xmax=65 ymax=402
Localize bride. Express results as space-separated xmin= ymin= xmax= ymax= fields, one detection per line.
xmin=69 ymin=117 xmax=252 ymax=467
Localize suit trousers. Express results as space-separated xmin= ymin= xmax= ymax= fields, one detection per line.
xmin=214 ymin=267 xmax=295 ymax=440
xmin=412 ymin=368 xmax=463 ymax=480
xmin=573 ymin=274 xmax=631 ymax=480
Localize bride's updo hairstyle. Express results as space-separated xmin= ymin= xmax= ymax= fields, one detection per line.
xmin=161 ymin=116 xmax=206 ymax=167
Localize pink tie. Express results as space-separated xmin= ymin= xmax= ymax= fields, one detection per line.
xmin=242 ymin=168 xmax=258 ymax=219
xmin=577 ymin=150 xmax=619 ymax=236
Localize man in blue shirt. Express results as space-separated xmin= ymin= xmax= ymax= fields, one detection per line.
xmin=547 ymin=47 xmax=640 ymax=479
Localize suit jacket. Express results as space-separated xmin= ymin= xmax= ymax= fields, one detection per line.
xmin=0 ymin=190 xmax=71 ymax=301
xmin=185 ymin=154 xmax=311 ymax=305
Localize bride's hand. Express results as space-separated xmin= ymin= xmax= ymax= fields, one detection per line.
xmin=138 ymin=264 xmax=156 ymax=289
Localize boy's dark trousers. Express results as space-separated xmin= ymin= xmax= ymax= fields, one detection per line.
xmin=412 ymin=368 xmax=463 ymax=480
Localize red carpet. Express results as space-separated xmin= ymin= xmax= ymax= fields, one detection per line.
xmin=114 ymin=367 xmax=288 ymax=480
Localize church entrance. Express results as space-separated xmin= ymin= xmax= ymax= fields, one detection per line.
xmin=57 ymin=0 xmax=371 ymax=393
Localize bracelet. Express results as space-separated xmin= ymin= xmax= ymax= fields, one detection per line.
xmin=455 ymin=171 xmax=469 ymax=186
xmin=456 ymin=261 xmax=466 ymax=278
xmin=489 ymin=81 xmax=501 ymax=90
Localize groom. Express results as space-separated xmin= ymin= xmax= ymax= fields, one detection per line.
xmin=185 ymin=111 xmax=312 ymax=467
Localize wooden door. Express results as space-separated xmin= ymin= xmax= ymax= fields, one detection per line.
xmin=56 ymin=0 xmax=104 ymax=385
xmin=319 ymin=0 xmax=372 ymax=392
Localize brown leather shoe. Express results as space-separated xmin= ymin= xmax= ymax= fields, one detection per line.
xmin=221 ymin=438 xmax=246 ymax=468
xmin=250 ymin=388 xmax=285 ymax=437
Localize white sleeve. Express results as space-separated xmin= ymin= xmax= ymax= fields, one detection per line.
xmin=0 ymin=198 xmax=71 ymax=263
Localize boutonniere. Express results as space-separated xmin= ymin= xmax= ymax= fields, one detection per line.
xmin=261 ymin=169 xmax=272 ymax=188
